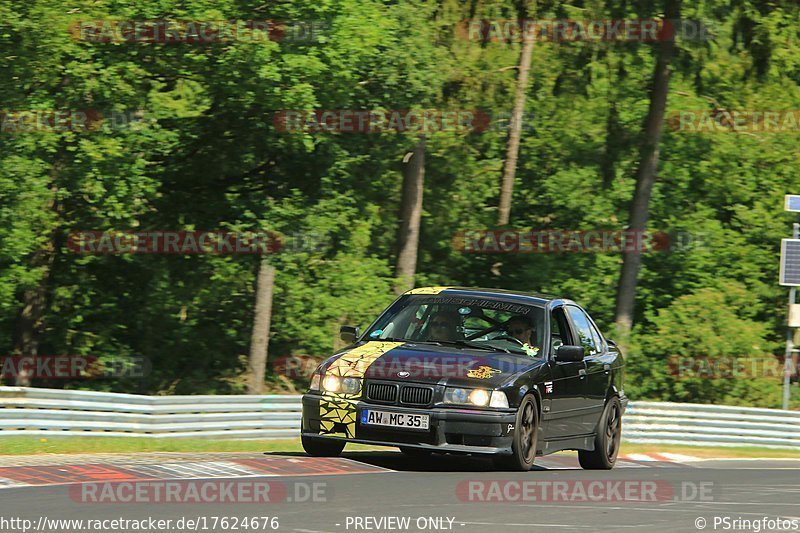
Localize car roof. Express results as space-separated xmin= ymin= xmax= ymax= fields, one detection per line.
xmin=405 ymin=286 xmax=573 ymax=307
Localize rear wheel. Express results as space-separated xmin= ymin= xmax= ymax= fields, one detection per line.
xmin=578 ymin=396 xmax=622 ymax=470
xmin=493 ymin=394 xmax=538 ymax=471
xmin=302 ymin=435 xmax=345 ymax=457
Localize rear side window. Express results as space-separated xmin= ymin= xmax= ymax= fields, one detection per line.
xmin=566 ymin=306 xmax=599 ymax=356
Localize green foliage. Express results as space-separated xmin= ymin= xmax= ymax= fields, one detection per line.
xmin=627 ymin=284 xmax=788 ymax=407
xmin=0 ymin=0 xmax=799 ymax=407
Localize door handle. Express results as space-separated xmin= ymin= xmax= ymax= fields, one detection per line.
xmin=604 ymin=364 xmax=611 ymax=374
xmin=578 ymin=368 xmax=587 ymax=378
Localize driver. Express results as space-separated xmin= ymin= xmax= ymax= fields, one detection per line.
xmin=507 ymin=316 xmax=538 ymax=356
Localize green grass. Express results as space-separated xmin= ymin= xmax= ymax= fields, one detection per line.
xmin=0 ymin=436 xmax=799 ymax=459
xmin=619 ymin=441 xmax=800 ymax=459
xmin=0 ymin=437 xmax=307 ymax=456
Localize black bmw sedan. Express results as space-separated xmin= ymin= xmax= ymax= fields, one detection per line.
xmin=301 ymin=287 xmax=627 ymax=471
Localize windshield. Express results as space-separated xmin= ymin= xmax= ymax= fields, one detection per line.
xmin=364 ymin=294 xmax=545 ymax=357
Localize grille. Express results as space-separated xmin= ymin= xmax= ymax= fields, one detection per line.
xmin=400 ymin=385 xmax=433 ymax=406
xmin=367 ymin=382 xmax=398 ymax=402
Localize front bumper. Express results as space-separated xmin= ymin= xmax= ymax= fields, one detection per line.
xmin=301 ymin=393 xmax=517 ymax=455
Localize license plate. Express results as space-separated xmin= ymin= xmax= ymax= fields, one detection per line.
xmin=361 ymin=409 xmax=430 ymax=430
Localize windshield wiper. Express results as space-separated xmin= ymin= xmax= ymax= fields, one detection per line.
xmin=367 ymin=337 xmax=450 ymax=347
xmin=368 ymin=336 xmax=409 ymax=342
xmin=435 ymin=340 xmax=510 ymax=354
xmin=396 ymin=339 xmax=451 ymax=348
xmin=366 ymin=337 xmax=509 ymax=354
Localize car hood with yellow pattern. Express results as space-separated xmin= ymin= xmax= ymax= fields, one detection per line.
xmin=320 ymin=341 xmax=545 ymax=389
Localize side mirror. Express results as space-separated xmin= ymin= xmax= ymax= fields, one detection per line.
xmin=340 ymin=325 xmax=360 ymax=344
xmin=555 ymin=345 xmax=585 ymax=362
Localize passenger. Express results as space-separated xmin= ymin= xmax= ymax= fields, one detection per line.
xmin=427 ymin=312 xmax=462 ymax=342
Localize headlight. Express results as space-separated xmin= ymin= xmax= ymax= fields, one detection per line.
xmin=322 ymin=375 xmax=340 ymax=392
xmin=310 ymin=373 xmax=321 ymax=391
xmin=321 ymin=375 xmax=361 ymax=395
xmin=340 ymin=377 xmax=362 ymax=394
xmin=444 ymin=387 xmax=508 ymax=408
xmin=444 ymin=387 xmax=470 ymax=404
xmin=469 ymin=389 xmax=490 ymax=406
xmin=489 ymin=390 xmax=509 ymax=408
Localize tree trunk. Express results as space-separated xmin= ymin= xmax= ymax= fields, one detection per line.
xmin=12 ymin=169 xmax=61 ymax=386
xmin=12 ymin=242 xmax=56 ymax=386
xmin=614 ymin=0 xmax=680 ymax=332
xmin=394 ymin=136 xmax=426 ymax=295
xmin=247 ymin=257 xmax=275 ymax=394
xmin=497 ymin=1 xmax=536 ymax=226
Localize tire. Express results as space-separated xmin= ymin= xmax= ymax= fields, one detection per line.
xmin=493 ymin=394 xmax=538 ymax=471
xmin=399 ymin=446 xmax=432 ymax=457
xmin=302 ymin=435 xmax=346 ymax=457
xmin=578 ymin=396 xmax=622 ymax=470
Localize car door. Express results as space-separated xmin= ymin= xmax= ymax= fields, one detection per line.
xmin=584 ymin=310 xmax=616 ymax=429
xmin=541 ymin=306 xmax=587 ymax=440
xmin=565 ymin=305 xmax=607 ymax=433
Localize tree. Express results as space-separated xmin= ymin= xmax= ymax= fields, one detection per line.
xmin=614 ymin=0 xmax=681 ymax=332
xmin=247 ymin=258 xmax=275 ymax=395
xmin=497 ymin=0 xmax=536 ymax=226
xmin=394 ymin=137 xmax=426 ymax=294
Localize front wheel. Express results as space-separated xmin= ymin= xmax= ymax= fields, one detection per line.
xmin=578 ymin=396 xmax=622 ymax=470
xmin=302 ymin=435 xmax=345 ymax=457
xmin=493 ymin=394 xmax=538 ymax=471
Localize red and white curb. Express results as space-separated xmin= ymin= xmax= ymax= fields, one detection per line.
xmin=0 ymin=451 xmax=708 ymax=490
xmin=620 ymin=452 xmax=702 ymax=463
xmin=0 ymin=455 xmax=391 ymax=490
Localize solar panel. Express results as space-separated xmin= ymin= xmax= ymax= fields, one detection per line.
xmin=785 ymin=195 xmax=800 ymax=212
xmin=780 ymin=239 xmax=800 ymax=286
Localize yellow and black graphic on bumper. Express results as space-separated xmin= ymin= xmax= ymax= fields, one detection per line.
xmin=319 ymin=341 xmax=403 ymax=438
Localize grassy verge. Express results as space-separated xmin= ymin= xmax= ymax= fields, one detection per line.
xmin=0 ymin=436 xmax=798 ymax=459
xmin=0 ymin=437 xmax=305 ymax=455
xmin=619 ymin=442 xmax=800 ymax=459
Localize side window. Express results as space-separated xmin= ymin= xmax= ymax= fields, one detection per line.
xmin=566 ymin=306 xmax=598 ymax=356
xmin=588 ymin=322 xmax=604 ymax=353
xmin=550 ymin=308 xmax=570 ymax=353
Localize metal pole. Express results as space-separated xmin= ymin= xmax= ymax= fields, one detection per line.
xmin=783 ymin=222 xmax=800 ymax=410
xmin=784 ymin=288 xmax=796 ymax=410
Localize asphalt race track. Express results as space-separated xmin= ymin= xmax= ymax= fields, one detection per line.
xmin=0 ymin=450 xmax=798 ymax=533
